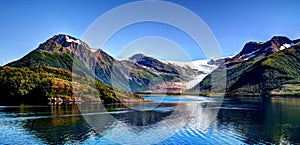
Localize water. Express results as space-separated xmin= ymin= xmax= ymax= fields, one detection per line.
xmin=0 ymin=96 xmax=300 ymax=144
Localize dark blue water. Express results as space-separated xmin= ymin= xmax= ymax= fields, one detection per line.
xmin=0 ymin=96 xmax=300 ymax=144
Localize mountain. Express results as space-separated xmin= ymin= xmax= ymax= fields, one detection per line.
xmin=6 ymin=34 xmax=198 ymax=93
xmin=129 ymin=53 xmax=198 ymax=82
xmin=189 ymin=36 xmax=300 ymax=96
xmin=229 ymin=36 xmax=300 ymax=64
xmin=0 ymin=66 xmax=144 ymax=104
xmin=6 ymin=34 xmax=92 ymax=72
xmin=129 ymin=53 xmax=178 ymax=74
xmin=166 ymin=58 xmax=227 ymax=89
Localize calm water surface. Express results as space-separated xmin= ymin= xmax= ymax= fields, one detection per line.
xmin=0 ymin=96 xmax=300 ymax=144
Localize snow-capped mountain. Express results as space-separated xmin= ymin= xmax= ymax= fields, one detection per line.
xmin=166 ymin=58 xmax=227 ymax=89
xmin=7 ymin=34 xmax=200 ymax=93
xmin=128 ymin=53 xmax=199 ymax=85
xmin=232 ymin=36 xmax=300 ymax=62
xmin=192 ymin=36 xmax=300 ymax=96
xmin=128 ymin=53 xmax=228 ymax=90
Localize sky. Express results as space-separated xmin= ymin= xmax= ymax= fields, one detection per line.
xmin=0 ymin=0 xmax=300 ymax=65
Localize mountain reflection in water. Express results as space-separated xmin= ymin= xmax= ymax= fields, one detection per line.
xmin=0 ymin=96 xmax=300 ymax=144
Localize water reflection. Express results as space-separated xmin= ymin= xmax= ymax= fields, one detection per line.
xmin=78 ymin=96 xmax=222 ymax=144
xmin=22 ymin=105 xmax=92 ymax=144
xmin=0 ymin=96 xmax=300 ymax=144
xmin=0 ymin=104 xmax=93 ymax=144
xmin=217 ymin=97 xmax=300 ymax=144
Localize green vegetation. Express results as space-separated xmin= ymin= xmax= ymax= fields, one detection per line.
xmin=270 ymin=84 xmax=300 ymax=96
xmin=5 ymin=34 xmax=197 ymax=96
xmin=0 ymin=66 xmax=143 ymax=104
xmin=7 ymin=50 xmax=89 ymax=73
xmin=190 ymin=45 xmax=300 ymax=96
xmin=6 ymin=49 xmax=185 ymax=92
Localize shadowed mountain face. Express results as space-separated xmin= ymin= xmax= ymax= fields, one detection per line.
xmin=128 ymin=53 xmax=199 ymax=82
xmin=129 ymin=54 xmax=179 ymax=74
xmin=6 ymin=34 xmax=198 ymax=92
xmin=189 ymin=36 xmax=300 ymax=96
xmin=229 ymin=36 xmax=300 ymax=64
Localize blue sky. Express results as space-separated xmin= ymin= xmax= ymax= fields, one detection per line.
xmin=0 ymin=0 xmax=300 ymax=65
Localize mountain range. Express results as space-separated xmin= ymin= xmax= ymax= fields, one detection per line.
xmin=5 ymin=34 xmax=203 ymax=94
xmin=190 ymin=36 xmax=300 ymax=96
xmin=2 ymin=33 xmax=300 ymax=104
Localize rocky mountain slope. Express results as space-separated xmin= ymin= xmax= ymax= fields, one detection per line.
xmin=6 ymin=34 xmax=198 ymax=92
xmin=189 ymin=36 xmax=300 ymax=96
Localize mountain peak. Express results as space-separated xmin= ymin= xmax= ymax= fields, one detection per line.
xmin=237 ymin=41 xmax=263 ymax=57
xmin=270 ymin=36 xmax=291 ymax=43
xmin=232 ymin=36 xmax=297 ymax=62
xmin=36 ymin=34 xmax=89 ymax=54
xmin=129 ymin=53 xmax=147 ymax=62
xmin=50 ymin=34 xmax=81 ymax=47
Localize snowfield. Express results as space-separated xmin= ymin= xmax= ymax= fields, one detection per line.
xmin=166 ymin=59 xmax=219 ymax=89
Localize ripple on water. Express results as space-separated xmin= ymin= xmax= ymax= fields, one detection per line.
xmin=1 ymin=97 xmax=300 ymax=144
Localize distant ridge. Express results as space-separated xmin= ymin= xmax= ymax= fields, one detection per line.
xmin=189 ymin=36 xmax=300 ymax=96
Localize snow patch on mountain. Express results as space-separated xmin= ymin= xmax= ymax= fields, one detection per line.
xmin=185 ymin=73 xmax=210 ymax=89
xmin=166 ymin=59 xmax=219 ymax=89
xmin=167 ymin=60 xmax=216 ymax=72
xmin=66 ymin=36 xmax=81 ymax=44
xmin=90 ymin=49 xmax=97 ymax=53
xmin=240 ymin=48 xmax=260 ymax=60
xmin=280 ymin=44 xmax=291 ymax=50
